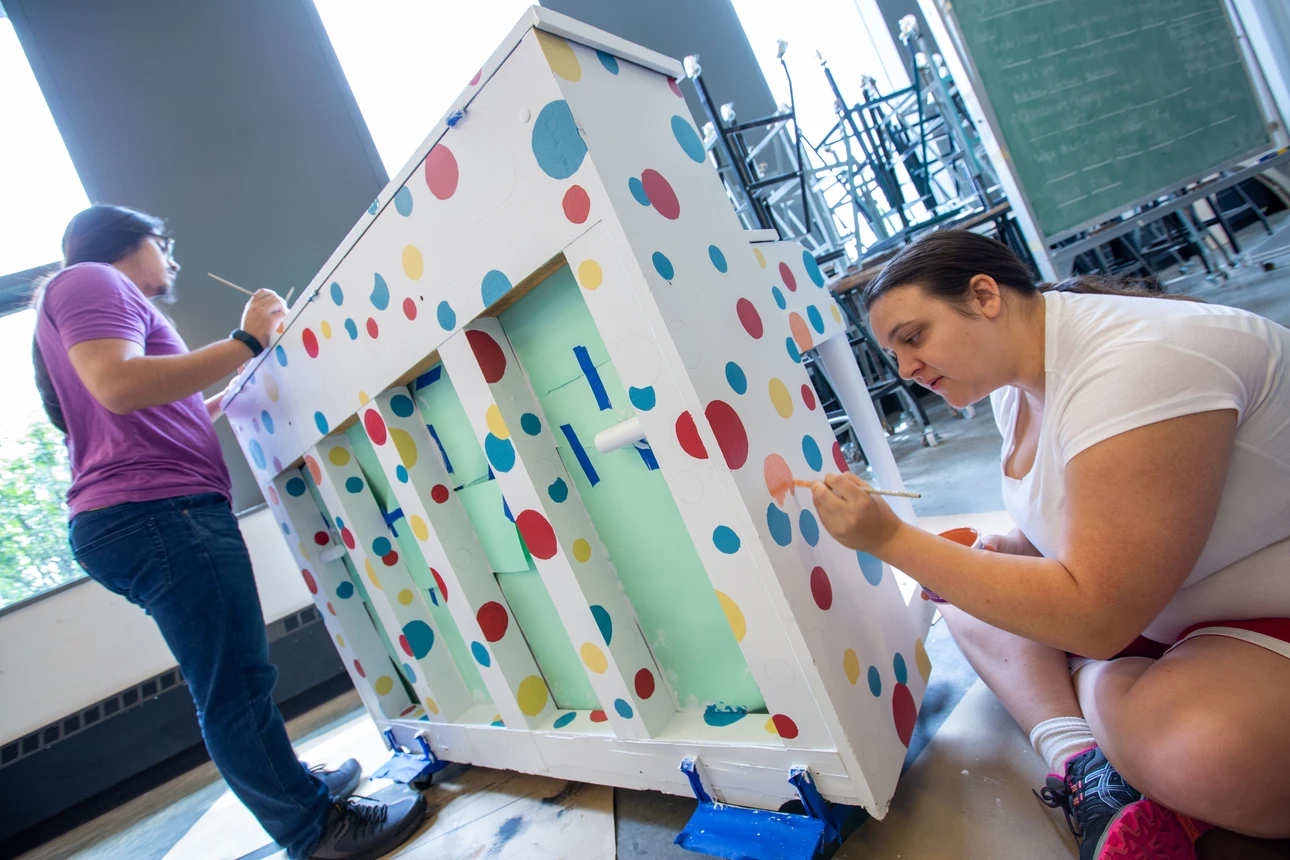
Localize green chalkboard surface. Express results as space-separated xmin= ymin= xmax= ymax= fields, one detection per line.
xmin=945 ymin=0 xmax=1272 ymax=237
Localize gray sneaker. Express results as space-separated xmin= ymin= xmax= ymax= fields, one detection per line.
xmin=308 ymin=792 xmax=427 ymax=860
xmin=309 ymin=759 xmax=363 ymax=799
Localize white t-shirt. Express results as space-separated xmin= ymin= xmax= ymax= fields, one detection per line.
xmin=991 ymin=290 xmax=1290 ymax=642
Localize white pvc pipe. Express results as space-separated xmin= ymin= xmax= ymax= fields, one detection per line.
xmin=594 ymin=417 xmax=646 ymax=454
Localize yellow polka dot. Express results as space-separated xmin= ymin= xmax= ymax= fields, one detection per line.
xmin=768 ymin=378 xmax=793 ymax=418
xmin=298 ymin=541 xmax=308 ymax=558
xmin=536 ymin=31 xmax=581 ymax=81
xmin=843 ymin=648 xmax=860 ymax=685
xmin=398 ymin=588 xmax=414 ymax=605
xmin=336 ymin=634 xmax=345 ymax=648
xmin=485 ymin=404 xmax=510 ymax=440
xmin=321 ymin=320 xmax=333 ymax=339
xmin=390 ymin=428 xmax=418 ymax=468
xmin=263 ymin=371 xmax=279 ymax=403
xmin=328 ymin=447 xmax=351 ymax=466
xmin=715 ymin=590 xmax=745 ymax=642
xmin=915 ymin=638 xmax=932 ymax=683
xmin=359 ymin=391 xmax=371 ymax=405
xmin=830 ymin=303 xmax=842 ymax=324
xmin=402 ymin=244 xmax=424 ymax=280
xmin=366 ymin=558 xmax=381 ymax=590
xmin=517 ymin=675 xmax=549 ymax=716
xmin=572 ymin=538 xmax=591 ymax=562
xmin=424 ymin=696 xmax=439 ymax=715
xmin=410 ymin=515 xmax=429 ymax=541
xmin=580 ymin=642 xmax=608 ymax=673
xmin=577 ymin=259 xmax=603 ymax=290
xmin=764 ymin=716 xmax=779 ymax=734
xmin=754 ymin=247 xmax=767 ymax=268
xmin=374 ymin=675 xmax=394 ymax=696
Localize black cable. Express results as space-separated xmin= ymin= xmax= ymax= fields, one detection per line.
xmin=781 ymin=57 xmax=812 ymax=239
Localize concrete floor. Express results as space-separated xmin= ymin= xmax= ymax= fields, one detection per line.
xmin=18 ymin=221 xmax=1290 ymax=859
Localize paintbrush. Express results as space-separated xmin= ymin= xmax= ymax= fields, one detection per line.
xmin=792 ymin=479 xmax=921 ymax=499
xmin=207 ymin=272 xmax=254 ymax=296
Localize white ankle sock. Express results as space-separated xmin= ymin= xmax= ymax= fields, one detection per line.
xmin=1029 ymin=716 xmax=1096 ymax=776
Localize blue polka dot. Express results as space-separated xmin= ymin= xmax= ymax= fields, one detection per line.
xmin=614 ymin=698 xmax=634 ymax=719
xmin=596 ymin=50 xmax=619 ymax=74
xmin=394 ymin=186 xmax=413 ymax=216
xmin=671 ymin=115 xmax=705 ymax=163
xmin=330 ymin=282 xmax=344 ymax=305
xmin=804 ymin=249 xmax=825 ymax=287
xmin=766 ymin=503 xmax=793 ymax=546
xmin=390 ymin=394 xmax=415 ymax=418
xmin=335 ymin=517 xmax=345 ymax=529
xmin=799 ymin=510 xmax=820 ymax=546
xmin=481 ymin=270 xmax=512 ymax=306
xmin=712 ymin=526 xmax=741 ymax=554
xmin=274 ymin=345 xmax=288 ymax=366
xmin=553 ymin=712 xmax=577 ymax=728
xmin=344 ymin=318 xmax=358 ymax=340
xmin=314 ymin=412 xmax=329 ymax=434
xmin=436 ymin=301 xmax=456 ymax=330
xmin=485 ymin=433 xmax=516 ymax=471
xmin=628 ymin=176 xmax=650 ymax=206
xmin=471 ymin=641 xmax=491 ymax=667
xmin=808 ymin=304 xmax=825 ymax=334
xmin=652 ymin=251 xmax=674 ymax=280
xmin=285 ymin=477 xmax=307 ymax=496
xmin=367 ymin=199 xmax=379 ymax=215
xmin=372 ymin=537 xmax=392 ymax=556
xmin=590 ymin=604 xmax=613 ymax=644
xmin=370 ymin=273 xmax=389 ymax=311
xmin=894 ymin=652 xmax=908 ymax=685
xmin=709 ymin=244 xmax=728 ymax=273
xmin=395 ymin=465 xmax=409 ymax=483
xmin=521 ymin=412 xmax=542 ymax=435
xmin=725 ymin=362 xmax=747 ymax=395
xmin=858 ymin=551 xmax=883 ymax=586
xmin=802 ymin=436 xmax=823 ymax=471
xmin=867 ymin=666 xmax=882 ymax=697
xmin=491 ymin=716 xmax=504 ymax=727
xmin=628 ymin=386 xmax=656 ymax=411
xmin=345 ymin=476 xmax=364 ymax=494
xmin=336 ymin=581 xmax=355 ymax=600
xmin=249 ymin=440 xmax=266 ymax=470
xmin=772 ymin=286 xmax=786 ymax=309
xmin=402 ymin=620 xmax=434 ymax=659
xmin=785 ymin=337 xmax=802 ymax=363
xmin=547 ymin=477 xmax=568 ymax=503
xmin=261 ymin=411 xmax=274 ymax=434
xmin=281 ymin=522 xmax=290 ymax=535
xmin=531 ymin=100 xmax=587 ymax=179
xmin=403 ymin=662 xmax=417 ymax=683
xmin=703 ymin=704 xmax=747 ymax=727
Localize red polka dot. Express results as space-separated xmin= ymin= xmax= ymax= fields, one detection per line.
xmin=801 ymin=384 xmax=817 ymax=411
xmin=402 ymin=297 xmax=417 ymax=320
xmin=772 ymin=714 xmax=799 ymax=739
xmin=399 ymin=634 xmax=414 ymax=657
xmin=477 ymin=601 xmax=509 ymax=642
xmin=832 ymin=440 xmax=848 ymax=472
xmin=313 ymin=531 xmax=330 ymax=546
xmin=354 ymin=659 xmax=366 ymax=678
xmin=328 ymin=602 xmax=336 ymax=616
xmin=668 ymin=76 xmax=683 ymax=97
xmin=431 ymin=484 xmax=450 ymax=504
xmin=590 ymin=709 xmax=608 ymax=722
xmin=562 ymin=185 xmax=591 ymax=223
xmin=779 ymin=261 xmax=798 ymax=292
xmin=366 ymin=318 xmax=379 ymax=339
xmin=399 ymin=705 xmax=418 ymax=717
xmin=641 ymin=169 xmax=680 ymax=220
xmin=341 ymin=528 xmax=355 ymax=549
xmin=424 ymin=144 xmax=459 ymax=200
xmin=302 ymin=328 xmax=319 ymax=358
xmin=306 ymin=455 xmax=322 ymax=483
xmin=675 ymin=411 xmax=708 ymax=460
xmin=465 ymin=329 xmax=507 ymax=383
xmin=382 ymin=551 xmax=399 ymax=567
xmin=469 ymin=68 xmax=482 ymax=86
xmin=268 ymin=486 xmax=280 ymax=505
xmin=810 ymin=566 xmax=832 ymax=610
xmin=704 ymin=401 xmax=748 ymax=469
xmin=516 ymin=510 xmax=558 ymax=559
xmin=736 ymin=298 xmax=763 ymax=339
xmin=635 ymin=668 xmax=655 ymax=699
xmin=432 ymin=568 xmax=448 ymax=602
xmin=893 ymin=683 xmax=917 ymax=746
xmin=364 ymin=409 xmax=388 ymax=445
xmin=302 ymin=569 xmax=318 ymax=594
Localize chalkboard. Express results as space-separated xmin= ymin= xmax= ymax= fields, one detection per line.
xmin=944 ymin=0 xmax=1272 ymax=238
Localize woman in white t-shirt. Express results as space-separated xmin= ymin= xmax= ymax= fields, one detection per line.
xmin=813 ymin=230 xmax=1289 ymax=860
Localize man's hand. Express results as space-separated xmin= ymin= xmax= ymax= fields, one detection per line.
xmin=240 ymin=290 xmax=287 ymax=347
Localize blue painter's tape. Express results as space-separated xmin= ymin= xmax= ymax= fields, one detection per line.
xmin=573 ymin=346 xmax=611 ymax=411
xmin=426 ymin=424 xmax=453 ymax=473
xmin=635 ymin=442 xmax=659 ymax=470
xmin=559 ymin=423 xmax=600 ymax=486
xmin=414 ymin=365 xmax=442 ymax=390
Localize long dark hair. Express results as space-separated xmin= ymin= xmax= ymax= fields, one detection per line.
xmin=862 ymin=229 xmax=1202 ymax=313
xmin=32 ymin=205 xmax=168 ymax=434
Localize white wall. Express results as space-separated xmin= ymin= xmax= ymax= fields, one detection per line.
xmin=0 ymin=507 xmax=311 ymax=745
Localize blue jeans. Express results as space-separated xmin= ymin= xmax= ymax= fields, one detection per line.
xmin=70 ymin=493 xmax=329 ymax=859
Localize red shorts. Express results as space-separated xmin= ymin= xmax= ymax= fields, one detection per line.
xmin=1113 ymin=618 xmax=1290 ymax=661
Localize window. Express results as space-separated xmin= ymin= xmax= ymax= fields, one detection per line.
xmin=0 ymin=15 xmax=91 ymax=609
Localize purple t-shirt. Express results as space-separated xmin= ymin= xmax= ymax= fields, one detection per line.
xmin=35 ymin=263 xmax=232 ymax=516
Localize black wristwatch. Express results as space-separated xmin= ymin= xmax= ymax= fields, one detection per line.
xmin=230 ymin=329 xmax=264 ymax=357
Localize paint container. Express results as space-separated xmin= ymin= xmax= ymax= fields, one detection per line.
xmin=920 ymin=527 xmax=982 ymax=604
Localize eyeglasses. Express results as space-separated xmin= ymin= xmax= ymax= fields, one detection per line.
xmin=147 ymin=233 xmax=176 ymax=260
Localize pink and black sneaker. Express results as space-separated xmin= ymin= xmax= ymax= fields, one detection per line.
xmin=1038 ymin=746 xmax=1211 ymax=860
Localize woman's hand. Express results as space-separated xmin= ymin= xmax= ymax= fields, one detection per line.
xmin=812 ymin=472 xmax=905 ymax=554
xmin=980 ymin=527 xmax=1043 ymax=557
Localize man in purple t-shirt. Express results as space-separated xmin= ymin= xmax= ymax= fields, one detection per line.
xmin=34 ymin=206 xmax=425 ymax=859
